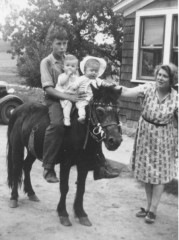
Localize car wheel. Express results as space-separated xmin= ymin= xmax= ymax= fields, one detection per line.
xmin=1 ymin=100 xmax=21 ymax=125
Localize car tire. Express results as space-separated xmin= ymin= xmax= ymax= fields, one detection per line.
xmin=1 ymin=100 xmax=21 ymax=125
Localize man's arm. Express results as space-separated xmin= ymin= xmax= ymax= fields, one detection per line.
xmin=45 ymin=86 xmax=82 ymax=102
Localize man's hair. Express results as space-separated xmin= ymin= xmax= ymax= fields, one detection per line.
xmin=48 ymin=27 xmax=68 ymax=42
xmin=84 ymin=59 xmax=100 ymax=70
xmin=64 ymin=54 xmax=78 ymax=65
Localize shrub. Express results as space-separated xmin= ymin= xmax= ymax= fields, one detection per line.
xmin=17 ymin=43 xmax=51 ymax=88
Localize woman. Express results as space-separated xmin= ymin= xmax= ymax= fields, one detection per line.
xmin=119 ymin=64 xmax=178 ymax=224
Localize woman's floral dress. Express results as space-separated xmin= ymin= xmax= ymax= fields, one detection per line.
xmin=131 ymin=83 xmax=178 ymax=184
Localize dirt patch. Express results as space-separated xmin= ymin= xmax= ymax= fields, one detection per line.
xmin=0 ymin=125 xmax=178 ymax=240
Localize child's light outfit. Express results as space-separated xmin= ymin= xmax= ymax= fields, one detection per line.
xmin=56 ymin=56 xmax=107 ymax=125
xmin=55 ymin=73 xmax=79 ymax=126
xmin=76 ymin=76 xmax=104 ymax=121
xmin=75 ymin=55 xmax=107 ymax=122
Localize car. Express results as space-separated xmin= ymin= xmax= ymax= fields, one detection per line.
xmin=0 ymin=81 xmax=23 ymax=125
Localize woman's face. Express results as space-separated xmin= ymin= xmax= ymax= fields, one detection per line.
xmin=156 ymin=68 xmax=171 ymax=90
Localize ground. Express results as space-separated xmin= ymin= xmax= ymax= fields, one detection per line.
xmin=0 ymin=125 xmax=178 ymax=240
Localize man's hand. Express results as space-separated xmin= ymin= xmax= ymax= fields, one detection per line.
xmin=67 ymin=92 xmax=86 ymax=102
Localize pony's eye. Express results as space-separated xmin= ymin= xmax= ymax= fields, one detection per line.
xmin=97 ymin=107 xmax=105 ymax=117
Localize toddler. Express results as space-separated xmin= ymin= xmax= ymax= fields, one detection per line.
xmin=55 ymin=54 xmax=79 ymax=126
xmin=76 ymin=56 xmax=108 ymax=123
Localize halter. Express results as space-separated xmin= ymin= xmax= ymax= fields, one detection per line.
xmin=83 ymin=98 xmax=122 ymax=149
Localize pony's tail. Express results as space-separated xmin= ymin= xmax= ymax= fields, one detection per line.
xmin=7 ymin=109 xmax=24 ymax=188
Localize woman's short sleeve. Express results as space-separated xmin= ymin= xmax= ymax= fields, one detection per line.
xmin=137 ymin=82 xmax=154 ymax=95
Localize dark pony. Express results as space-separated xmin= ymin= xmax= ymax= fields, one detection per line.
xmin=7 ymin=85 xmax=122 ymax=226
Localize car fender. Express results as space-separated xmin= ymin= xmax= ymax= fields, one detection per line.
xmin=0 ymin=94 xmax=23 ymax=107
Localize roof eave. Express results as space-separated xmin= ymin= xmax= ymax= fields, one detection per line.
xmin=112 ymin=0 xmax=156 ymax=17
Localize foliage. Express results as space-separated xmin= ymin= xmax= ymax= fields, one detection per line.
xmin=0 ymin=0 xmax=123 ymax=87
xmin=16 ymin=42 xmax=50 ymax=87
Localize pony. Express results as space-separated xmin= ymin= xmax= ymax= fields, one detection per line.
xmin=7 ymin=85 xmax=123 ymax=226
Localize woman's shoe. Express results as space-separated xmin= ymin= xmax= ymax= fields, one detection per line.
xmin=145 ymin=211 xmax=156 ymax=223
xmin=136 ymin=208 xmax=148 ymax=217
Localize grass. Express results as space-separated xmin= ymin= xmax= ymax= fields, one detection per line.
xmin=0 ymin=51 xmax=44 ymax=103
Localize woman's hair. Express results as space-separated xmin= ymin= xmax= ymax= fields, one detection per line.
xmin=84 ymin=59 xmax=100 ymax=71
xmin=154 ymin=63 xmax=178 ymax=86
xmin=64 ymin=54 xmax=78 ymax=65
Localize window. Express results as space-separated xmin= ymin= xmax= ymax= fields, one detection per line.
xmin=138 ymin=17 xmax=165 ymax=80
xmin=132 ymin=9 xmax=178 ymax=83
xmin=171 ymin=15 xmax=178 ymax=66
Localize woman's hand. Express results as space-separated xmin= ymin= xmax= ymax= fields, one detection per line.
xmin=102 ymin=82 xmax=116 ymax=88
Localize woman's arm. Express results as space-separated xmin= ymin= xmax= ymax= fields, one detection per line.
xmin=115 ymin=85 xmax=141 ymax=98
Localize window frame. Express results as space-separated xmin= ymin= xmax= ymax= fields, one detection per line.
xmin=170 ymin=14 xmax=178 ymax=66
xmin=138 ymin=16 xmax=165 ymax=80
xmin=131 ymin=8 xmax=178 ymax=83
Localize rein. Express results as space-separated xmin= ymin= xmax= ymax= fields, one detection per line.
xmin=83 ymin=98 xmax=121 ymax=149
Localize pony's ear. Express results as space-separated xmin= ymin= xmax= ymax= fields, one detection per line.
xmin=90 ymin=84 xmax=98 ymax=97
xmin=115 ymin=86 xmax=122 ymax=96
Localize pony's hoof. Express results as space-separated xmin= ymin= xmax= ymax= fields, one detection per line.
xmin=79 ymin=217 xmax=92 ymax=226
xmin=28 ymin=194 xmax=40 ymax=202
xmin=60 ymin=216 xmax=72 ymax=226
xmin=9 ymin=200 xmax=18 ymax=208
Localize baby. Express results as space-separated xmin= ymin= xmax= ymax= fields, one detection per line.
xmin=76 ymin=56 xmax=109 ymax=123
xmin=55 ymin=54 xmax=79 ymax=126
xmin=56 ymin=55 xmax=111 ymax=126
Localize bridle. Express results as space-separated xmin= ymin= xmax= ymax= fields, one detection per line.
xmin=83 ymin=98 xmax=122 ymax=149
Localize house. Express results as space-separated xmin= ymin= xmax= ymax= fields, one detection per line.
xmin=112 ymin=0 xmax=178 ymax=127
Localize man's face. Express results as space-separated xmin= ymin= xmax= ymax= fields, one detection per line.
xmin=52 ymin=39 xmax=68 ymax=57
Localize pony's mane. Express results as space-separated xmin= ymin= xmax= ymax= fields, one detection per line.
xmin=93 ymin=85 xmax=119 ymax=104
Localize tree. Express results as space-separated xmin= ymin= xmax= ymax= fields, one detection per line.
xmin=0 ymin=0 xmax=123 ymax=87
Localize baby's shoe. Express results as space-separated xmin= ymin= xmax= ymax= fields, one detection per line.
xmin=78 ymin=116 xmax=85 ymax=124
xmin=64 ymin=118 xmax=71 ymax=126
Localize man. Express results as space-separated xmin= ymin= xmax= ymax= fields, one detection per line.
xmin=40 ymin=27 xmax=118 ymax=183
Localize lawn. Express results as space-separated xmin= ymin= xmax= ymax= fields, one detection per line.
xmin=0 ymin=51 xmax=44 ymax=103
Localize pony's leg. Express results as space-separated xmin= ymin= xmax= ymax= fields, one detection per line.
xmin=57 ymin=162 xmax=72 ymax=226
xmin=23 ymin=152 xmax=39 ymax=202
xmin=9 ymin=122 xmax=24 ymax=208
xmin=74 ymin=167 xmax=92 ymax=226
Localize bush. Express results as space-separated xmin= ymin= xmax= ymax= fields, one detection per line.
xmin=17 ymin=43 xmax=51 ymax=88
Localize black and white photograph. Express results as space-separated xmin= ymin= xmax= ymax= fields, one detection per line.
xmin=0 ymin=0 xmax=178 ymax=239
